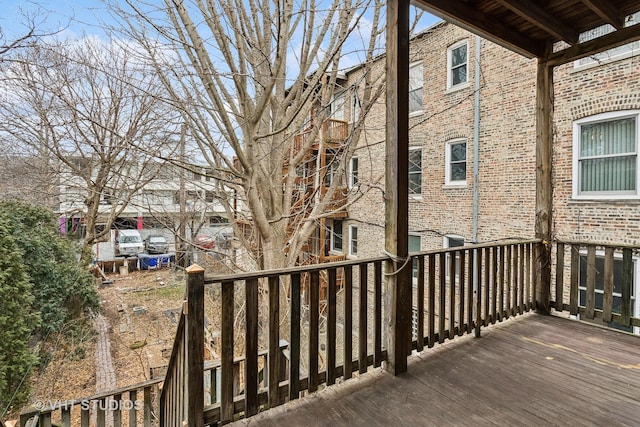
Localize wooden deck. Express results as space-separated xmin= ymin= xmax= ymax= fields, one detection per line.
xmin=232 ymin=314 xmax=640 ymax=426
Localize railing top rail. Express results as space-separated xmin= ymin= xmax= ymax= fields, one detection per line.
xmin=204 ymin=255 xmax=390 ymax=284
xmin=556 ymin=239 xmax=640 ymax=251
xmin=204 ymin=239 xmax=541 ymax=284
xmin=410 ymin=239 xmax=541 ymax=257
xmin=21 ymin=376 xmax=165 ymax=414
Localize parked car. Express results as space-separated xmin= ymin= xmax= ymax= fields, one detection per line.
xmin=115 ymin=229 xmax=144 ymax=257
xmin=194 ymin=234 xmax=216 ymax=250
xmin=144 ymin=235 xmax=169 ymax=254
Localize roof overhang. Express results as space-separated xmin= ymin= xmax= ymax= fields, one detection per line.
xmin=412 ymin=0 xmax=640 ymax=65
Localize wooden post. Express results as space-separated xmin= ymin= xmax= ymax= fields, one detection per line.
xmin=384 ymin=0 xmax=411 ymax=376
xmin=535 ymin=51 xmax=554 ymax=315
xmin=185 ymin=264 xmax=205 ymax=426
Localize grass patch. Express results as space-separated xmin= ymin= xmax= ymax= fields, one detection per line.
xmin=137 ymin=284 xmax=185 ymax=299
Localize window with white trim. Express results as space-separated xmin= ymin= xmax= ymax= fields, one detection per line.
xmin=573 ymin=111 xmax=640 ymax=199
xmin=409 ymin=234 xmax=422 ymax=286
xmin=575 ymin=12 xmax=640 ymax=68
xmin=331 ymin=91 xmax=345 ymax=120
xmin=409 ymin=61 xmax=424 ymax=114
xmin=447 ymin=41 xmax=468 ymax=90
xmin=409 ymin=147 xmax=422 ymax=195
xmin=330 ymin=220 xmax=343 ymax=252
xmin=445 ymin=139 xmax=467 ymax=185
xmin=349 ymin=157 xmax=359 ymax=188
xmin=351 ymin=91 xmax=361 ymax=123
xmin=348 ymin=225 xmax=358 ymax=256
xmin=578 ymin=251 xmax=638 ymax=334
xmin=444 ymin=235 xmax=465 ymax=281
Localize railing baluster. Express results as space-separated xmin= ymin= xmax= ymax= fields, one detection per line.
xmin=246 ymin=277 xmax=259 ymax=415
xmin=62 ymin=406 xmax=71 ymax=427
xmin=97 ymin=398 xmax=105 ymax=427
xmin=40 ymin=412 xmax=52 ymax=427
xmin=484 ymin=247 xmax=490 ymax=325
xmin=458 ymin=250 xmax=466 ymax=336
xmin=289 ymin=273 xmax=301 ymax=401
xmin=622 ymin=248 xmax=633 ymax=327
xmin=499 ymin=246 xmax=505 ymax=321
xmin=475 ymin=249 xmax=482 ymax=338
xmin=512 ymin=244 xmax=519 ymax=315
xmin=113 ymin=393 xmax=121 ymax=427
xmin=417 ymin=255 xmax=425 ymax=351
xmin=569 ymin=244 xmax=580 ymax=315
xmin=467 ymin=249 xmax=474 ymax=333
xmin=310 ymin=270 xmax=320 ymax=391
xmin=343 ymin=266 xmax=353 ymax=380
xmin=586 ymin=246 xmax=596 ymax=319
xmin=602 ymin=248 xmax=614 ymax=323
xmin=439 ymin=253 xmax=446 ymax=343
xmin=428 ymin=254 xmax=436 ymax=348
xmin=268 ymin=275 xmax=280 ymax=407
xmin=526 ymin=243 xmax=532 ymax=310
xmin=374 ymin=261 xmax=383 ymax=367
xmin=128 ymin=389 xmax=137 ymax=427
xmin=221 ymin=280 xmax=234 ymax=424
xmin=555 ymin=243 xmax=564 ymax=312
xmin=327 ymin=268 xmax=337 ymax=385
xmin=449 ymin=250 xmax=456 ymax=339
xmin=518 ymin=244 xmax=525 ymax=314
xmin=358 ymin=263 xmax=368 ymax=374
xmin=505 ymin=245 xmax=512 ymax=319
xmin=143 ymin=386 xmax=152 ymax=427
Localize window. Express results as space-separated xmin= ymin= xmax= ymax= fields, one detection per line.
xmin=578 ymin=252 xmax=638 ymax=334
xmin=573 ymin=111 xmax=640 ymax=199
xmin=331 ymin=91 xmax=345 ymax=120
xmin=444 ymin=235 xmax=465 ymax=281
xmin=409 ymin=234 xmax=422 ymax=286
xmin=575 ymin=12 xmax=639 ymax=68
xmin=445 ymin=139 xmax=467 ymax=185
xmin=349 ymin=157 xmax=359 ymax=188
xmin=409 ymin=147 xmax=422 ymax=195
xmin=348 ymin=225 xmax=358 ymax=256
xmin=351 ymin=91 xmax=361 ymax=123
xmin=447 ymin=41 xmax=468 ymax=90
xmin=330 ymin=220 xmax=343 ymax=252
xmin=409 ymin=61 xmax=424 ymax=114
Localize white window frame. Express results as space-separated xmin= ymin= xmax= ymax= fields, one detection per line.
xmin=574 ymin=12 xmax=640 ymax=70
xmin=572 ymin=110 xmax=640 ymax=200
xmin=349 ymin=156 xmax=359 ymax=188
xmin=409 ymin=61 xmax=424 ymax=116
xmin=409 ymin=233 xmax=422 ymax=286
xmin=576 ymin=249 xmax=639 ymax=335
xmin=329 ymin=220 xmax=343 ymax=253
xmin=409 ymin=146 xmax=423 ymax=196
xmin=447 ymin=40 xmax=469 ymax=91
xmin=445 ymin=139 xmax=468 ymax=186
xmin=348 ymin=224 xmax=358 ymax=257
xmin=443 ymin=234 xmax=465 ymax=282
xmin=351 ymin=90 xmax=361 ymax=123
xmin=331 ymin=91 xmax=345 ymax=121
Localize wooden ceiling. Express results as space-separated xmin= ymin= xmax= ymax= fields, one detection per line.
xmin=413 ymin=0 xmax=640 ymax=65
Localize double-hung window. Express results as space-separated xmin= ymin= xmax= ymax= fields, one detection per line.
xmin=409 ymin=147 xmax=422 ymax=195
xmin=444 ymin=235 xmax=465 ymax=282
xmin=331 ymin=91 xmax=345 ymax=120
xmin=349 ymin=157 xmax=359 ymax=188
xmin=447 ymin=41 xmax=468 ymax=90
xmin=330 ymin=220 xmax=343 ymax=252
xmin=445 ymin=139 xmax=467 ymax=185
xmin=348 ymin=225 xmax=358 ymax=256
xmin=573 ymin=111 xmax=640 ymax=199
xmin=409 ymin=61 xmax=424 ymax=115
xmin=351 ymin=91 xmax=361 ymax=123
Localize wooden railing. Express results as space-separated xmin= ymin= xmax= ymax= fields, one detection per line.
xmin=550 ymin=241 xmax=640 ymax=329
xmin=19 ymin=378 xmax=161 ymax=427
xmin=411 ymin=240 xmax=540 ymax=350
xmin=293 ymin=119 xmax=349 ymax=152
xmin=202 ymin=256 xmax=387 ymax=424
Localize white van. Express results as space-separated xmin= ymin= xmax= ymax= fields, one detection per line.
xmin=115 ymin=229 xmax=144 ymax=257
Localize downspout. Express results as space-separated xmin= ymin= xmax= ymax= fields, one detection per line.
xmin=472 ymin=35 xmax=481 ymax=244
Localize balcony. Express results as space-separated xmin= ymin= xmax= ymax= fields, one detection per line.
xmin=20 ymin=240 xmax=640 ymax=426
xmin=293 ymin=119 xmax=349 ymax=153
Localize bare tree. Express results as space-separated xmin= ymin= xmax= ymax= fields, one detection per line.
xmin=0 ymin=36 xmax=181 ymax=256
xmin=109 ymin=0 xmax=406 ymax=271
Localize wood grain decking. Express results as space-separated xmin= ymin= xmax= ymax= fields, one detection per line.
xmin=231 ymin=314 xmax=640 ymax=426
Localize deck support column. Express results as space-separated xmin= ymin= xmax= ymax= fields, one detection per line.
xmin=384 ymin=0 xmax=411 ymax=375
xmin=185 ymin=264 xmax=205 ymax=426
xmin=535 ymin=51 xmax=554 ymax=315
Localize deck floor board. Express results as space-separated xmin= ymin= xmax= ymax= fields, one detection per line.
xmin=232 ymin=314 xmax=640 ymax=426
